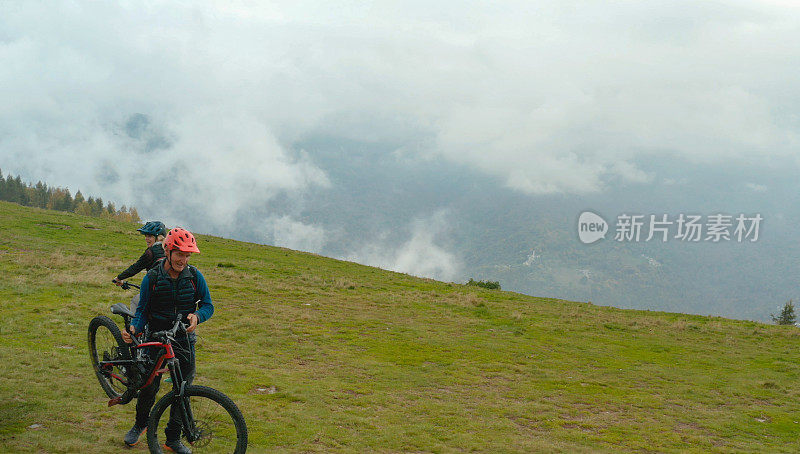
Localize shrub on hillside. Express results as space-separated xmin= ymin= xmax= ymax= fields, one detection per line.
xmin=771 ymin=300 xmax=796 ymax=325
xmin=466 ymin=278 xmax=501 ymax=290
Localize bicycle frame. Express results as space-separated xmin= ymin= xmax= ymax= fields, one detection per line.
xmin=132 ymin=340 xmax=177 ymax=389
xmin=99 ymin=313 xmax=202 ymax=443
xmin=101 ymin=323 xmax=183 ymax=400
xmin=101 ymin=334 xmax=180 ymax=405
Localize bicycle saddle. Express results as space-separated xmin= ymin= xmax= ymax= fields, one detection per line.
xmin=111 ymin=302 xmax=135 ymax=318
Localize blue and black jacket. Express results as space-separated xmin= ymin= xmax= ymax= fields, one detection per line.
xmin=132 ymin=260 xmax=214 ymax=333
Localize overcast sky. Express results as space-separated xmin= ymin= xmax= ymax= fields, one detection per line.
xmin=2 ymin=1 xmax=799 ymax=275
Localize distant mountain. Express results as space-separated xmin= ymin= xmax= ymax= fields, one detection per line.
xmin=262 ymin=137 xmax=800 ymax=321
xmin=10 ymin=133 xmax=793 ymax=321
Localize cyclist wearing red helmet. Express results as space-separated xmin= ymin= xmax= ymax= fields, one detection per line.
xmin=121 ymin=227 xmax=213 ymax=453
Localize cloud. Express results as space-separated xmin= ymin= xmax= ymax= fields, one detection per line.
xmin=423 ymin=2 xmax=800 ymax=193
xmin=0 ymin=3 xmax=331 ymax=231
xmin=608 ymin=162 xmax=653 ymax=185
xmin=746 ymin=182 xmax=768 ymax=192
xmin=343 ymin=211 xmax=460 ymax=281
xmin=663 ymin=177 xmax=688 ymax=186
xmin=160 ymin=111 xmax=330 ymax=228
xmin=2 ymin=0 xmax=799 ymax=206
xmin=266 ymin=215 xmax=327 ymax=253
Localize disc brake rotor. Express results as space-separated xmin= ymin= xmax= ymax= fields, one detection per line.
xmin=189 ymin=420 xmax=212 ymax=448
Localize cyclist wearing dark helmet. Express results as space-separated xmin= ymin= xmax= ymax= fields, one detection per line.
xmin=113 ymin=221 xmax=167 ymax=313
xmin=120 ymin=227 xmax=214 ymax=453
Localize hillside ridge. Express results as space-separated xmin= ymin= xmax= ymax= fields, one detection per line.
xmin=1 ymin=200 xmax=799 ymax=453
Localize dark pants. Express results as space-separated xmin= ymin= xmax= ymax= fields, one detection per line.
xmin=135 ymin=331 xmax=196 ymax=441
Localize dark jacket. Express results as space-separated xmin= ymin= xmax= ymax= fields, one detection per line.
xmin=116 ymin=242 xmax=166 ymax=281
xmin=131 ymin=260 xmax=214 ymax=332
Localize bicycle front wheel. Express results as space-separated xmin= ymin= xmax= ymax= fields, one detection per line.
xmin=87 ymin=315 xmax=130 ymax=399
xmin=146 ymin=385 xmax=248 ymax=453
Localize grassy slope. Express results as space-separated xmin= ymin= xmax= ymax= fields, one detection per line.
xmin=1 ymin=200 xmax=800 ymax=453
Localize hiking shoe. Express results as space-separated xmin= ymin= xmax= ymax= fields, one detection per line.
xmin=164 ymin=439 xmax=192 ymax=453
xmin=123 ymin=424 xmax=146 ymax=446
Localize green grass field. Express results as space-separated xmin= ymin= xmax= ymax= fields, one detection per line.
xmin=2 ymin=200 xmax=800 ymax=452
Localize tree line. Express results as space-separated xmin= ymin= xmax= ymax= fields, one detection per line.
xmin=0 ymin=168 xmax=140 ymax=222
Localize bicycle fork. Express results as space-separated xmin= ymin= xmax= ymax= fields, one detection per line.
xmin=167 ymin=360 xmax=201 ymax=443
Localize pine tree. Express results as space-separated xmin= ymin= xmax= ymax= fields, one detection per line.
xmin=15 ymin=176 xmax=29 ymax=206
xmin=11 ymin=176 xmax=21 ymax=204
xmin=73 ymin=191 xmax=85 ymax=211
xmin=46 ymin=188 xmax=58 ymax=210
xmin=34 ymin=181 xmax=48 ymax=208
xmin=0 ymin=169 xmax=6 ymax=201
xmin=2 ymin=173 xmax=14 ymax=202
xmin=62 ymin=189 xmax=73 ymax=212
xmin=771 ymin=300 xmax=796 ymax=325
xmin=87 ymin=197 xmax=102 ymax=216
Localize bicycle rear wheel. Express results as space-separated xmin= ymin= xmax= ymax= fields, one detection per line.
xmin=87 ymin=315 xmax=130 ymax=399
xmin=146 ymin=385 xmax=248 ymax=453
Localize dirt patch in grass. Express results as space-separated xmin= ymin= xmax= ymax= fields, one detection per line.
xmin=251 ymin=386 xmax=277 ymax=395
xmin=36 ymin=223 xmax=70 ymax=230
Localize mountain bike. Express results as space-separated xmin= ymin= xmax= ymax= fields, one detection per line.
xmin=88 ymin=286 xmax=248 ymax=453
xmin=87 ymin=281 xmax=141 ymax=401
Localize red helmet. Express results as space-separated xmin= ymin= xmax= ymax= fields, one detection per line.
xmin=164 ymin=228 xmax=200 ymax=253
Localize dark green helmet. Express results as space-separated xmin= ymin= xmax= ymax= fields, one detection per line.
xmin=137 ymin=221 xmax=167 ymax=237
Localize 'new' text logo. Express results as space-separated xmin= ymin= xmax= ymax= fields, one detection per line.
xmin=578 ymin=211 xmax=608 ymax=244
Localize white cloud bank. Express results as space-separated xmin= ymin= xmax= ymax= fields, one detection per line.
xmin=267 ymin=215 xmax=327 ymax=253
xmin=343 ymin=211 xmax=460 ymax=281
xmin=746 ymin=182 xmax=768 ymax=192
xmin=2 ymin=1 xmax=800 ymax=201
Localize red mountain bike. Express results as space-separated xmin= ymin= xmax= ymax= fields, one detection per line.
xmin=88 ymin=284 xmax=248 ymax=453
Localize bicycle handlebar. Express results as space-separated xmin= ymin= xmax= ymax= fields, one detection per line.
xmin=149 ymin=314 xmax=188 ymax=341
xmin=111 ymin=279 xmax=140 ymax=290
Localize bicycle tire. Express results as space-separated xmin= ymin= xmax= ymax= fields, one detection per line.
xmin=146 ymin=385 xmax=248 ymax=453
xmin=87 ymin=316 xmax=139 ymax=405
xmin=88 ymin=315 xmax=129 ymax=398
